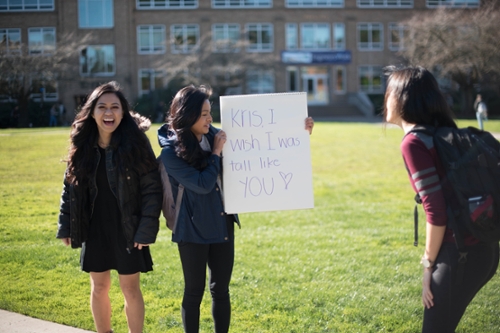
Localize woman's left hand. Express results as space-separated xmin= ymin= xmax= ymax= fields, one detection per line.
xmin=134 ymin=242 xmax=150 ymax=250
xmin=305 ymin=117 xmax=314 ymax=135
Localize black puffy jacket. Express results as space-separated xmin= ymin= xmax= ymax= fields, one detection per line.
xmin=56 ymin=146 xmax=163 ymax=251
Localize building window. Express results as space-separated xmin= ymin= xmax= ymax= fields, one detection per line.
xmin=357 ymin=0 xmax=413 ymax=7
xmin=31 ymin=78 xmax=58 ymax=101
xmin=0 ymin=0 xmax=54 ymax=11
xmin=78 ymin=0 xmax=114 ymax=28
xmin=333 ymin=23 xmax=345 ymax=50
xmin=388 ymin=23 xmax=408 ymax=51
xmin=286 ymin=0 xmax=343 ymax=7
xmin=334 ymin=65 xmax=346 ymax=94
xmin=137 ymin=0 xmax=197 ymax=9
xmin=247 ymin=69 xmax=274 ymax=94
xmin=171 ymin=24 xmax=199 ymax=53
xmin=80 ymin=45 xmax=115 ymax=76
xmin=285 ymin=23 xmax=298 ymax=50
xmin=212 ymin=24 xmax=240 ymax=53
xmin=139 ymin=69 xmax=164 ymax=96
xmin=301 ymin=23 xmax=330 ymax=50
xmin=212 ymin=0 xmax=272 ymax=8
xmin=246 ymin=23 xmax=273 ymax=52
xmin=427 ymin=0 xmax=478 ymax=8
xmin=138 ymin=25 xmax=165 ymax=54
xmin=286 ymin=66 xmax=299 ymax=92
xmin=28 ymin=27 xmax=56 ymax=55
xmin=357 ymin=23 xmax=383 ymax=51
xmin=359 ymin=65 xmax=383 ymax=93
xmin=0 ymin=28 xmax=21 ymax=54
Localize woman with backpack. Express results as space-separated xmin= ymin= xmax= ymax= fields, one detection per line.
xmin=57 ymin=81 xmax=163 ymax=333
xmin=383 ymin=66 xmax=499 ymax=332
xmin=157 ymin=85 xmax=314 ymax=333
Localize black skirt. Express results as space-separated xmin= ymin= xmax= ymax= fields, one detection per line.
xmin=80 ymin=147 xmax=153 ymax=275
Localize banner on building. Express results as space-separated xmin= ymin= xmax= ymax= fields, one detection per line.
xmin=220 ymin=92 xmax=314 ymax=214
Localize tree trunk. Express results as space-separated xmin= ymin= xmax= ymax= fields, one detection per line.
xmin=17 ymin=96 xmax=30 ymax=128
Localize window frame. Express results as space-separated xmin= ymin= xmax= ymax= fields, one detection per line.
xmin=30 ymin=77 xmax=58 ymax=102
xmin=0 ymin=0 xmax=54 ymax=11
xmin=427 ymin=0 xmax=479 ymax=8
xmin=388 ymin=22 xmax=408 ymax=51
xmin=136 ymin=0 xmax=198 ymax=9
xmin=28 ymin=27 xmax=56 ymax=55
xmin=300 ymin=23 xmax=331 ymax=50
xmin=246 ymin=69 xmax=275 ymax=94
xmin=137 ymin=25 xmax=166 ymax=54
xmin=333 ymin=22 xmax=345 ymax=50
xmin=79 ymin=44 xmax=116 ymax=77
xmin=285 ymin=0 xmax=344 ymax=8
xmin=357 ymin=0 xmax=413 ymax=8
xmin=357 ymin=22 xmax=383 ymax=51
xmin=358 ymin=65 xmax=383 ymax=93
xmin=246 ymin=23 xmax=273 ymax=53
xmin=212 ymin=23 xmax=240 ymax=53
xmin=212 ymin=0 xmax=272 ymax=8
xmin=334 ymin=65 xmax=346 ymax=94
xmin=0 ymin=28 xmax=22 ymax=54
xmin=78 ymin=0 xmax=114 ymax=29
xmin=170 ymin=24 xmax=200 ymax=54
xmin=138 ymin=69 xmax=165 ymax=96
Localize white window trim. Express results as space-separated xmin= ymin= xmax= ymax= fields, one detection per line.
xmin=357 ymin=0 xmax=413 ymax=8
xmin=246 ymin=23 xmax=274 ymax=53
xmin=78 ymin=0 xmax=114 ymax=29
xmin=286 ymin=66 xmax=300 ymax=92
xmin=357 ymin=22 xmax=383 ymax=51
xmin=137 ymin=25 xmax=166 ymax=54
xmin=358 ymin=65 xmax=383 ymax=93
xmin=0 ymin=28 xmax=22 ymax=54
xmin=285 ymin=23 xmax=298 ymax=50
xmin=212 ymin=23 xmax=240 ymax=53
xmin=28 ymin=27 xmax=56 ymax=55
xmin=212 ymin=0 xmax=272 ymax=8
xmin=388 ymin=22 xmax=408 ymax=51
xmin=30 ymin=79 xmax=59 ymax=102
xmin=0 ymin=0 xmax=54 ymax=11
xmin=138 ymin=69 xmax=165 ymax=96
xmin=285 ymin=0 xmax=344 ymax=8
xmin=79 ymin=45 xmax=116 ymax=77
xmin=333 ymin=22 xmax=345 ymax=50
xmin=136 ymin=0 xmax=198 ymax=9
xmin=170 ymin=24 xmax=200 ymax=54
xmin=427 ymin=0 xmax=479 ymax=8
xmin=300 ymin=23 xmax=331 ymax=50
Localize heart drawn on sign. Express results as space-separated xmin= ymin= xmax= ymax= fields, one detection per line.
xmin=279 ymin=172 xmax=293 ymax=189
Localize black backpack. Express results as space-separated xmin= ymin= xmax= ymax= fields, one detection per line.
xmin=411 ymin=125 xmax=500 ymax=255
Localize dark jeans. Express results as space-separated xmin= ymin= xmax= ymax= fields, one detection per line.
xmin=178 ymin=218 xmax=234 ymax=333
xmin=422 ymin=242 xmax=499 ymax=333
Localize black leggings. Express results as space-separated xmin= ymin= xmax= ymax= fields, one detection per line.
xmin=177 ymin=220 xmax=234 ymax=333
xmin=422 ymin=242 xmax=499 ymax=333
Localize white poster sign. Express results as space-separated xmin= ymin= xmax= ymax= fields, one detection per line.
xmin=220 ymin=92 xmax=314 ymax=214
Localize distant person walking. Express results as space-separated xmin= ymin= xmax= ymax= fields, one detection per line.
xmin=474 ymin=94 xmax=488 ymax=130
xmin=57 ymin=81 xmax=163 ymax=333
xmin=49 ymin=103 xmax=59 ymax=126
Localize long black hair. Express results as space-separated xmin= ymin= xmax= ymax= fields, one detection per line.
xmin=383 ymin=65 xmax=457 ymax=128
xmin=168 ymin=85 xmax=212 ymax=170
xmin=66 ymin=81 xmax=157 ymax=184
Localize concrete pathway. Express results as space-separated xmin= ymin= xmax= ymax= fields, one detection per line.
xmin=0 ymin=309 xmax=94 ymax=333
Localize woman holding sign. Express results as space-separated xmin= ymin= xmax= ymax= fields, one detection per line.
xmin=158 ymin=85 xmax=313 ymax=333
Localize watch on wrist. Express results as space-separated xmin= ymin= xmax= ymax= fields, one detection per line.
xmin=420 ymin=257 xmax=434 ymax=269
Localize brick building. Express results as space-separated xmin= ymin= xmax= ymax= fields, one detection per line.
xmin=0 ymin=0 xmax=480 ymax=123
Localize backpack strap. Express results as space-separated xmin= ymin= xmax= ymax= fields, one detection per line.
xmin=414 ymin=194 xmax=422 ymax=247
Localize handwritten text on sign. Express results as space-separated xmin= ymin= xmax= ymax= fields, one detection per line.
xmin=220 ymin=93 xmax=314 ymax=214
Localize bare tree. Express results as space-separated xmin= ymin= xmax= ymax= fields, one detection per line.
xmin=399 ymin=3 xmax=500 ymax=115
xmin=0 ymin=33 xmax=93 ymax=127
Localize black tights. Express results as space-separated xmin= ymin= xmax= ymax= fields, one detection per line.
xmin=178 ymin=221 xmax=234 ymax=333
xmin=422 ymin=242 xmax=499 ymax=333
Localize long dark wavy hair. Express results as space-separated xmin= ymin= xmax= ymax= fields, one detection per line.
xmin=168 ymin=85 xmax=212 ymax=170
xmin=383 ymin=65 xmax=457 ymax=128
xmin=65 ymin=81 xmax=158 ymax=184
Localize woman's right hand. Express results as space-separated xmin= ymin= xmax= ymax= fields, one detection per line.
xmin=422 ymin=268 xmax=434 ymax=309
xmin=61 ymin=238 xmax=71 ymax=246
xmin=213 ymin=130 xmax=227 ymax=156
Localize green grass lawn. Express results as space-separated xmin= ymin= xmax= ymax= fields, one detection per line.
xmin=0 ymin=120 xmax=499 ymax=332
